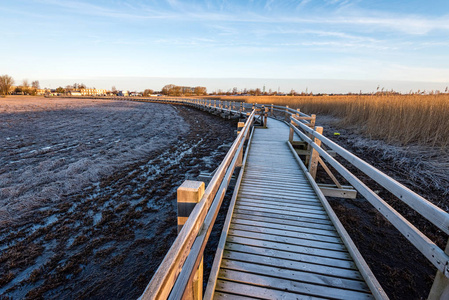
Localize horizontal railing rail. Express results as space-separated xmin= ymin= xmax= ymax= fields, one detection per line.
xmin=289 ymin=116 xmax=449 ymax=278
xmin=138 ymin=105 xmax=256 ymax=299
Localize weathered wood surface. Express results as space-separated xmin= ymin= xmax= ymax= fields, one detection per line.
xmin=210 ymin=119 xmax=378 ymax=299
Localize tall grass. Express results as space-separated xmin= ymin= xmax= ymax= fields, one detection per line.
xmin=213 ymin=94 xmax=449 ymax=149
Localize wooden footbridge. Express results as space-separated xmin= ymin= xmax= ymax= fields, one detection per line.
xmin=64 ymin=96 xmax=449 ymax=299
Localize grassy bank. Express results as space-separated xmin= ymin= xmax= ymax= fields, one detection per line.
xmin=205 ymin=94 xmax=449 ymax=149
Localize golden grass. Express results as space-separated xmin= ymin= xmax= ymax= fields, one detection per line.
xmin=209 ymin=95 xmax=449 ymax=149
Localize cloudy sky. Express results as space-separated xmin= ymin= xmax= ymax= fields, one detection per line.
xmin=1 ymin=0 xmax=449 ymax=92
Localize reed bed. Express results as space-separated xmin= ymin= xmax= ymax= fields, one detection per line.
xmin=214 ymin=95 xmax=449 ymax=150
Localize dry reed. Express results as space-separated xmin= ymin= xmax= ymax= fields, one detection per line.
xmin=214 ymin=94 xmax=449 ymax=150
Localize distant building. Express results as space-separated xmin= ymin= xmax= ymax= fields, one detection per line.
xmin=36 ymin=89 xmax=50 ymax=95
xmin=117 ymin=90 xmax=129 ymax=96
xmin=80 ymin=88 xmax=107 ymax=96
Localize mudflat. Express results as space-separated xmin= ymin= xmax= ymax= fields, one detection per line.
xmin=0 ymin=96 xmax=237 ymax=299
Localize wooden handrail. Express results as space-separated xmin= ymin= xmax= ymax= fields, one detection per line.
xmin=289 ymin=117 xmax=449 ymax=278
xmin=290 ymin=117 xmax=449 ymax=236
xmin=139 ymin=110 xmax=256 ymax=300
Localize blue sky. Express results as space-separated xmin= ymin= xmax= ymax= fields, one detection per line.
xmin=1 ymin=0 xmax=449 ymax=92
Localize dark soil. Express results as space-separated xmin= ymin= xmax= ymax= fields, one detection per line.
xmin=314 ymin=116 xmax=448 ymax=300
xmin=0 ymin=104 xmax=238 ymax=299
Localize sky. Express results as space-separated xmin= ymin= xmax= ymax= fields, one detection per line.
xmin=1 ymin=0 xmax=449 ymax=93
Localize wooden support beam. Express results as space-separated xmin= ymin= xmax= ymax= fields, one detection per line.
xmin=308 ymin=126 xmax=323 ymax=179
xmin=318 ymin=157 xmax=343 ymax=189
xmin=176 ymin=180 xmax=205 ymax=300
xmin=318 ymin=184 xmax=357 ymax=199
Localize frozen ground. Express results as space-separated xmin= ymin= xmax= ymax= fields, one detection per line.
xmin=0 ymin=97 xmax=238 ymax=299
xmin=0 ymin=97 xmax=188 ymax=226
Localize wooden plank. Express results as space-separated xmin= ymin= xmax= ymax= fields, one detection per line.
xmin=229 ymin=223 xmax=342 ymax=244
xmin=233 ymin=212 xmax=336 ymax=231
xmin=240 ymin=183 xmax=316 ymax=194
xmin=213 ymin=291 xmax=258 ymax=300
xmin=228 ymin=229 xmax=346 ymax=252
xmin=215 ymin=280 xmax=327 ymax=300
xmin=226 ymin=236 xmax=351 ymax=260
xmin=241 ymin=177 xmax=310 ymax=186
xmin=241 ymin=177 xmax=309 ymax=186
xmin=225 ymin=242 xmax=356 ymax=269
xmin=220 ymin=259 xmax=368 ymax=291
xmin=231 ymin=218 xmax=338 ymax=238
xmin=235 ymin=204 xmax=329 ymax=220
xmin=237 ymin=197 xmax=325 ymax=212
xmin=238 ymin=191 xmax=319 ymax=202
xmin=237 ymin=194 xmax=323 ymax=207
xmin=234 ymin=208 xmax=333 ymax=226
xmin=235 ymin=200 xmax=327 ymax=216
xmin=217 ymin=269 xmax=373 ymax=299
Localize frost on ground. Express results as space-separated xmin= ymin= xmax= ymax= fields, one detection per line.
xmin=0 ymin=97 xmax=238 ymax=299
xmin=317 ymin=115 xmax=449 ymax=204
xmin=0 ymin=97 xmax=187 ymax=226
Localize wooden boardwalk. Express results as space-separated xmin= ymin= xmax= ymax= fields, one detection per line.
xmin=211 ymin=119 xmax=374 ymax=299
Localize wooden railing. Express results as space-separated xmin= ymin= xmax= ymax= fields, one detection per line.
xmin=286 ymin=113 xmax=449 ymax=299
xmin=138 ymin=100 xmax=256 ymax=299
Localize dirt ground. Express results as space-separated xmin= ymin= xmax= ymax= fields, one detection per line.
xmin=314 ymin=115 xmax=449 ymax=300
xmin=0 ymin=97 xmax=238 ymax=299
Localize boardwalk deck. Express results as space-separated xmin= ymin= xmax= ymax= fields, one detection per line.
xmin=211 ymin=119 xmax=375 ymax=299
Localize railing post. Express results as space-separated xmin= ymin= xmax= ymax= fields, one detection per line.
xmin=177 ymin=180 xmax=205 ymax=300
xmin=285 ymin=105 xmax=289 ymax=122
xmin=263 ymin=106 xmax=268 ymax=127
xmin=308 ymin=126 xmax=323 ymax=179
xmin=428 ymin=240 xmax=449 ymax=300
xmin=310 ymin=114 xmax=316 ymax=128
xmin=271 ymin=104 xmax=274 ymax=117
xmin=289 ymin=116 xmax=296 ymax=143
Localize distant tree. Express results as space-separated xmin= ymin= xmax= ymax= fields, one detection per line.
xmin=79 ymin=83 xmax=86 ymax=89
xmin=22 ymin=79 xmax=29 ymax=87
xmin=172 ymin=86 xmax=182 ymax=96
xmin=232 ymin=87 xmax=238 ymax=94
xmin=0 ymin=74 xmax=14 ymax=96
xmin=161 ymin=84 xmax=176 ymax=95
xmin=111 ymin=86 xmax=117 ymax=94
xmin=194 ymin=86 xmax=207 ymax=96
xmin=32 ymin=80 xmax=40 ymax=89
xmin=56 ymin=87 xmax=65 ymax=93
xmin=143 ymin=89 xmax=154 ymax=97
